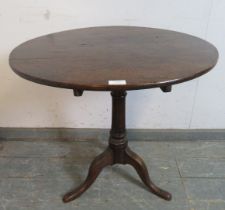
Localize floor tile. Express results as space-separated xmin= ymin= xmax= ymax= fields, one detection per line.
xmin=177 ymin=158 xmax=225 ymax=178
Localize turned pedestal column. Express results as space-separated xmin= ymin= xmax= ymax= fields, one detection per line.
xmin=63 ymin=91 xmax=172 ymax=203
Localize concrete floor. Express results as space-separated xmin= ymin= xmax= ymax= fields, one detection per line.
xmin=0 ymin=137 xmax=225 ymax=210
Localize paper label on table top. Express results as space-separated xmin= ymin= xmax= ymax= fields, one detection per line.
xmin=108 ymin=80 xmax=127 ymax=85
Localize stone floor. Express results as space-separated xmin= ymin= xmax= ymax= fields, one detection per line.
xmin=0 ymin=137 xmax=225 ymax=210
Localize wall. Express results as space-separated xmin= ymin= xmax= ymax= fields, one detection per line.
xmin=0 ymin=0 xmax=224 ymax=129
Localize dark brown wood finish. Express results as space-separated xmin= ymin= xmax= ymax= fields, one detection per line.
xmin=63 ymin=91 xmax=171 ymax=203
xmin=9 ymin=26 xmax=218 ymax=203
xmin=9 ymin=26 xmax=218 ymax=91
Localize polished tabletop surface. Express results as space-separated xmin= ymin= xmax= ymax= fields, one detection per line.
xmin=9 ymin=26 xmax=218 ymax=91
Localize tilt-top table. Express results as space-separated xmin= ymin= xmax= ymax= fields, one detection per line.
xmin=9 ymin=26 xmax=218 ymax=203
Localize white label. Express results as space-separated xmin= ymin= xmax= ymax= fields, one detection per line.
xmin=108 ymin=80 xmax=127 ymax=85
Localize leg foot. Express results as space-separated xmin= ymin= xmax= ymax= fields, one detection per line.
xmin=63 ymin=148 xmax=113 ymax=203
xmin=124 ymin=147 xmax=172 ymax=201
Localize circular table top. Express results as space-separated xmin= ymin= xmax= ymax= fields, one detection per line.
xmin=9 ymin=26 xmax=218 ymax=91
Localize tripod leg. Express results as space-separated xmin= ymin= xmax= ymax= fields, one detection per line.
xmin=63 ymin=148 xmax=113 ymax=203
xmin=124 ymin=147 xmax=172 ymax=201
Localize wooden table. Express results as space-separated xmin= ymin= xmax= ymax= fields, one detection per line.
xmin=9 ymin=26 xmax=218 ymax=203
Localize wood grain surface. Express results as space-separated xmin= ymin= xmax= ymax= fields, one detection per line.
xmin=9 ymin=26 xmax=218 ymax=91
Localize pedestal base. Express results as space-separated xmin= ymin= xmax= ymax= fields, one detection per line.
xmin=63 ymin=145 xmax=171 ymax=203
xmin=63 ymin=91 xmax=171 ymax=203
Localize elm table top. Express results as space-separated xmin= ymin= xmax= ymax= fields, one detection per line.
xmin=9 ymin=26 xmax=218 ymax=91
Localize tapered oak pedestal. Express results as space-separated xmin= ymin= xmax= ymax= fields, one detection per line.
xmin=9 ymin=26 xmax=218 ymax=203
xmin=63 ymin=91 xmax=171 ymax=203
